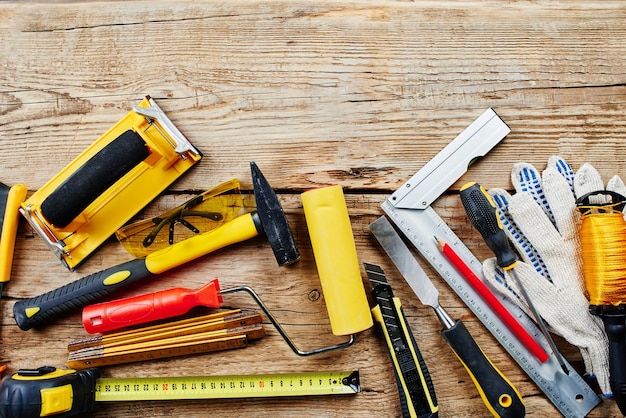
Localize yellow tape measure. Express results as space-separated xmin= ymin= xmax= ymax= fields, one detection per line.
xmin=95 ymin=370 xmax=360 ymax=401
xmin=0 ymin=367 xmax=360 ymax=418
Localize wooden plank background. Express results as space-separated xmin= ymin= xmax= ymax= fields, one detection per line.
xmin=1 ymin=1 xmax=625 ymax=416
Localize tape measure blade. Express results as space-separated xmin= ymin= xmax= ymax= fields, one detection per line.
xmin=95 ymin=371 xmax=360 ymax=402
xmin=381 ymin=200 xmax=601 ymax=417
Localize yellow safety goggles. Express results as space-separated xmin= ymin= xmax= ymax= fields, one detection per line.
xmin=116 ymin=179 xmax=255 ymax=258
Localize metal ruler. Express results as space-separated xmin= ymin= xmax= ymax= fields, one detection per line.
xmin=381 ymin=109 xmax=601 ymax=417
xmin=94 ymin=370 xmax=360 ymax=401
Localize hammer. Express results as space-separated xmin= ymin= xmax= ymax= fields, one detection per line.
xmin=14 ymin=162 xmax=300 ymax=330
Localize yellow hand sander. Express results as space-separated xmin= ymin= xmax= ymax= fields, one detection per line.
xmin=20 ymin=96 xmax=203 ymax=270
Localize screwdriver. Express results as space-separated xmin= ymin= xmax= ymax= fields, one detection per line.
xmin=460 ymin=182 xmax=569 ymax=375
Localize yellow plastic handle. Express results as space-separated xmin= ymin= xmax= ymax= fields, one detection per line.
xmin=301 ymin=185 xmax=373 ymax=336
xmin=1 ymin=184 xmax=27 ymax=282
xmin=146 ymin=213 xmax=259 ymax=274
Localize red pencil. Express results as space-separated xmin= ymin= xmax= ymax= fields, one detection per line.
xmin=436 ymin=237 xmax=549 ymax=363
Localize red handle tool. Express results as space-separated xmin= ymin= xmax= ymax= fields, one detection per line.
xmin=82 ymin=279 xmax=223 ymax=334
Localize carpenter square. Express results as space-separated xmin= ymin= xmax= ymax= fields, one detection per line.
xmin=381 ymin=108 xmax=600 ymax=417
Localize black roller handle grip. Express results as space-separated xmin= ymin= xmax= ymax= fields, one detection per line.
xmin=13 ymin=259 xmax=153 ymax=330
xmin=41 ymin=130 xmax=149 ymax=228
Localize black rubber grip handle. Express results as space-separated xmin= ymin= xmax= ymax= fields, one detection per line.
xmin=442 ymin=320 xmax=525 ymax=418
xmin=401 ymin=304 xmax=438 ymax=418
xmin=460 ymin=182 xmax=517 ymax=269
xmin=40 ymin=130 xmax=149 ymax=227
xmin=13 ymin=258 xmax=153 ymax=330
xmin=602 ymin=311 xmax=626 ymax=415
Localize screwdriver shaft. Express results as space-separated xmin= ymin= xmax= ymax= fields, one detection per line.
xmin=507 ymin=267 xmax=570 ymax=375
xmin=460 ymin=181 xmax=570 ymax=375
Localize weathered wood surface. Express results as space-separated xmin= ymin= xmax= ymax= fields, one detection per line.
xmin=1 ymin=1 xmax=625 ymax=416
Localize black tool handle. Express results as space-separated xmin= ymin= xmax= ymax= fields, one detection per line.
xmin=401 ymin=304 xmax=438 ymax=418
xmin=442 ymin=320 xmax=525 ymax=418
xmin=13 ymin=259 xmax=153 ymax=330
xmin=40 ymin=130 xmax=149 ymax=227
xmin=601 ymin=311 xmax=626 ymax=415
xmin=460 ymin=182 xmax=517 ymax=269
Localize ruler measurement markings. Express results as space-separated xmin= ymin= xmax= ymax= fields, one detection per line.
xmin=382 ymin=200 xmax=599 ymax=417
xmin=95 ymin=371 xmax=359 ymax=402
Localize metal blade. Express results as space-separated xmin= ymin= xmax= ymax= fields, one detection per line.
xmin=369 ymin=216 xmax=439 ymax=309
xmin=363 ymin=262 xmax=389 ymax=289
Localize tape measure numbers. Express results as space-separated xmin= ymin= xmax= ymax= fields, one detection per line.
xmin=0 ymin=367 xmax=359 ymax=418
xmin=381 ymin=201 xmax=600 ymax=417
xmin=95 ymin=371 xmax=360 ymax=401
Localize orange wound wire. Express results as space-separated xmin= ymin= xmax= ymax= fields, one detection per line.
xmin=578 ymin=203 xmax=626 ymax=307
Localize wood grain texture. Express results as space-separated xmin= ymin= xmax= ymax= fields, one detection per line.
xmin=1 ymin=1 xmax=625 ymax=416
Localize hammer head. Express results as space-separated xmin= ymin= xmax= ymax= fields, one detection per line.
xmin=250 ymin=162 xmax=300 ymax=265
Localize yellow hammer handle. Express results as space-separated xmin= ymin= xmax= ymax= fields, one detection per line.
xmin=146 ymin=212 xmax=259 ymax=274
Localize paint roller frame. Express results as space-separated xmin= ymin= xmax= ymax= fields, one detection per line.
xmin=198 ymin=184 xmax=372 ymax=356
xmin=20 ymin=96 xmax=203 ymax=270
xmin=221 ymin=285 xmax=356 ymax=356
xmin=226 ymin=183 xmax=374 ymax=356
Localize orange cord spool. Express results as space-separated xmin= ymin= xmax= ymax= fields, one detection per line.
xmin=576 ymin=189 xmax=626 ymax=415
xmin=576 ymin=190 xmax=626 ymax=307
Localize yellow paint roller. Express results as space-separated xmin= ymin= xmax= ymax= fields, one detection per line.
xmin=302 ymin=184 xmax=373 ymax=336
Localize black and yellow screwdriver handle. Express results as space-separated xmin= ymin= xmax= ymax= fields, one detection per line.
xmin=13 ymin=213 xmax=262 ymax=330
xmin=0 ymin=366 xmax=100 ymax=418
xmin=442 ymin=320 xmax=525 ymax=418
xmin=459 ymin=182 xmax=517 ymax=270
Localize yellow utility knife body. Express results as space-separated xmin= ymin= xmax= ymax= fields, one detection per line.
xmin=365 ymin=263 xmax=438 ymax=418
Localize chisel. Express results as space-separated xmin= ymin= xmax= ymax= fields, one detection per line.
xmin=370 ymin=216 xmax=524 ymax=418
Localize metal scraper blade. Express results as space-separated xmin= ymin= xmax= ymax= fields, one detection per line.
xmin=369 ymin=216 xmax=440 ymax=310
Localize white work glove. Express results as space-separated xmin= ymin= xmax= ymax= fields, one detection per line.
xmin=482 ymin=156 xmax=615 ymax=396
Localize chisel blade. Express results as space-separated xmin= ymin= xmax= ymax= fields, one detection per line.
xmin=369 ymin=216 xmax=439 ymax=309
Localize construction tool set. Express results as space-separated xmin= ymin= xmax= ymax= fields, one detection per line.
xmin=0 ymin=100 xmax=621 ymax=417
